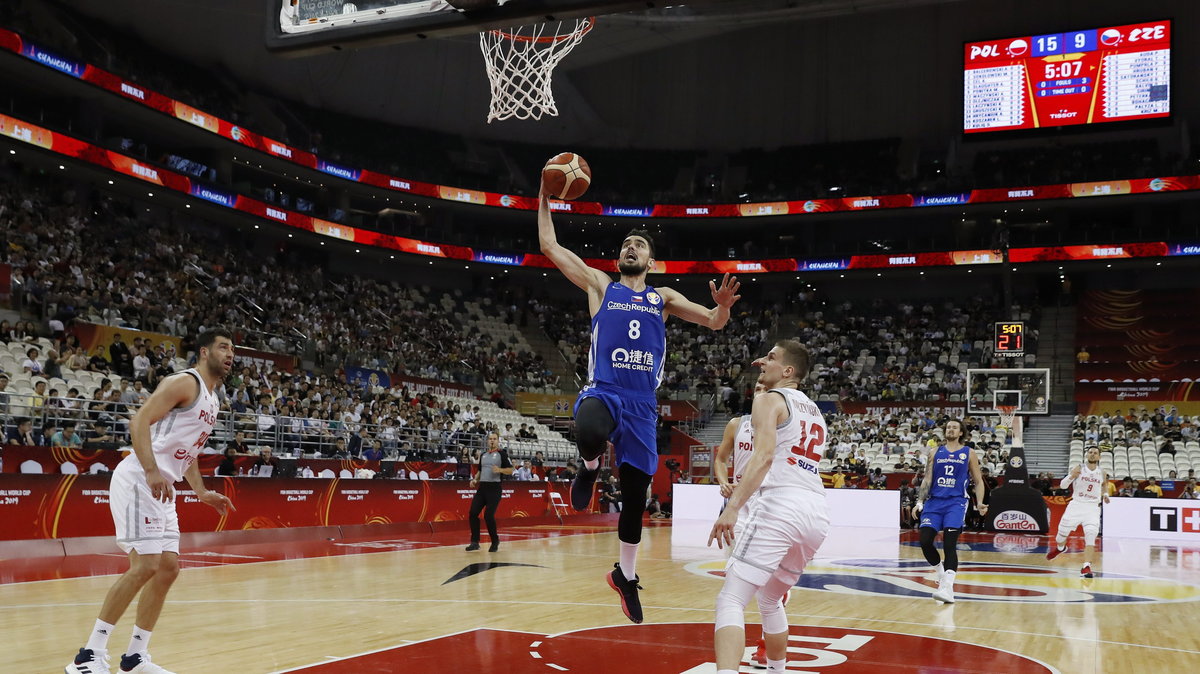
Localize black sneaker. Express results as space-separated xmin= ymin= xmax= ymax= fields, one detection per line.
xmin=489 ymin=542 xmax=500 ymax=552
xmin=606 ymin=562 xmax=644 ymax=623
xmin=571 ymin=465 xmax=598 ymax=510
xmin=465 ymin=542 xmax=480 ymax=551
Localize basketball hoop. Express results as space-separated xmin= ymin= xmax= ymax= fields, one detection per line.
xmin=479 ymin=17 xmax=594 ymax=123
xmin=997 ymin=405 xmax=1022 ymax=448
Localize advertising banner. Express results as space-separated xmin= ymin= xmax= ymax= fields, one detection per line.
xmin=0 ymin=474 xmax=563 ymax=540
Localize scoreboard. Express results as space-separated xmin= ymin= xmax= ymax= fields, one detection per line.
xmin=994 ymin=321 xmax=1026 ymax=357
xmin=964 ymin=20 xmax=1170 ymax=133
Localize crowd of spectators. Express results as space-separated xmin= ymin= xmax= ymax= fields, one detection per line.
xmin=0 ymin=165 xmax=555 ymax=398
xmin=2 ymin=0 xmax=1190 ymax=213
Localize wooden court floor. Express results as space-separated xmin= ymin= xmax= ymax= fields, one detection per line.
xmin=5 ymin=520 xmax=1199 ymax=673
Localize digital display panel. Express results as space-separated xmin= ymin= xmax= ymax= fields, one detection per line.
xmin=994 ymin=322 xmax=1026 ymax=356
xmin=964 ymin=20 xmax=1170 ymax=133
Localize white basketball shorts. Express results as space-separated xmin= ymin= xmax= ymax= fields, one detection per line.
xmin=1057 ymin=500 xmax=1101 ymax=542
xmin=110 ymin=461 xmax=180 ymax=555
xmin=727 ymin=487 xmax=830 ymax=587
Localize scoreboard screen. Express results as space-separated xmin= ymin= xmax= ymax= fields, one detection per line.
xmin=994 ymin=321 xmax=1026 ymax=356
xmin=964 ymin=20 xmax=1170 ymax=133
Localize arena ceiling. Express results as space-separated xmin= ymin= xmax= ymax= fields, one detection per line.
xmin=56 ymin=0 xmax=972 ymax=148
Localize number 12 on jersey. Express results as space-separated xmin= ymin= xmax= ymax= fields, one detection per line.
xmin=787 ymin=421 xmax=825 ymax=466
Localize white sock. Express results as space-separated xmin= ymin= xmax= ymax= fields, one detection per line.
xmin=944 ymin=569 xmax=956 ymax=586
xmin=1056 ymin=538 xmax=1067 ymax=551
xmin=583 ymin=458 xmax=599 ymax=471
xmin=85 ymin=619 xmax=114 ymax=651
xmin=1083 ymin=560 xmax=1092 ymax=568
xmin=619 ymin=541 xmax=639 ymax=581
xmin=717 ymin=670 xmax=740 ymax=674
xmin=126 ymin=626 xmax=152 ymax=656
xmin=767 ymin=657 xmax=787 ymax=672
xmin=934 ymin=561 xmax=944 ymax=576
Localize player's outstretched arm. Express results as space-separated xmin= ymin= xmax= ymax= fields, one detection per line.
xmin=537 ymin=187 xmax=609 ymax=297
xmin=713 ymin=416 xmax=741 ymax=498
xmin=659 ymin=273 xmax=741 ymax=330
xmin=129 ymin=374 xmax=199 ymax=502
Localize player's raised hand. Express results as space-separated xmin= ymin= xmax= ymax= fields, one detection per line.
xmin=1069 ymin=464 xmax=1081 ymax=480
xmin=710 ymin=273 xmax=741 ymax=308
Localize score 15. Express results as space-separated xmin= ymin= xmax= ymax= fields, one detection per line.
xmin=994 ymin=321 xmax=1025 ymax=357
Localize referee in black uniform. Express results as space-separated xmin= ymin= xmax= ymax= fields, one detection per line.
xmin=467 ymin=431 xmax=514 ymax=552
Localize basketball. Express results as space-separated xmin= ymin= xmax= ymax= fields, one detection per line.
xmin=542 ymin=153 xmax=592 ymax=200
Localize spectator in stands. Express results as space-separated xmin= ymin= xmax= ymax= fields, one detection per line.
xmin=43 ymin=349 xmax=67 ymax=380
xmin=1144 ymin=477 xmax=1163 ymax=497
xmin=831 ymin=467 xmax=846 ymax=489
xmin=1159 ymin=439 xmax=1176 ymax=456
xmin=108 ymin=333 xmax=133 ymax=377
xmin=0 ymin=320 xmax=10 ymax=343
xmin=50 ymin=422 xmax=83 ymax=449
xmin=561 ymin=461 xmax=578 ymax=482
xmin=598 ymin=474 xmax=622 ymax=513
xmin=899 ymin=479 xmax=917 ymax=527
xmin=1168 ymin=470 xmax=1178 ymax=480
xmin=1076 ymin=347 xmax=1090 ymax=363
xmin=227 ymin=430 xmax=251 ymax=454
xmin=531 ymin=451 xmax=544 ymax=468
xmin=21 ymin=347 xmax=42 ymax=375
xmin=37 ymin=421 xmax=58 ymax=448
xmin=328 ymin=437 xmax=348 ymax=459
xmin=82 ymin=421 xmax=116 ymax=450
xmin=132 ymin=346 xmax=151 ymax=382
xmin=86 ymin=346 xmax=110 ymax=374
xmin=501 ymin=423 xmax=516 ymax=441
xmin=513 ymin=460 xmax=533 ymax=481
xmin=0 ymin=374 xmax=9 ymax=416
xmin=216 ymin=447 xmax=239 ymax=476
xmin=66 ymin=347 xmax=89 ymax=371
xmin=6 ymin=417 xmax=35 ymax=446
xmin=254 ymin=447 xmax=281 ymax=475
xmin=868 ymin=467 xmax=887 ymax=489
xmin=363 ymin=439 xmax=384 ymax=462
xmin=517 ymin=423 xmax=533 ymax=440
xmin=1180 ymin=480 xmax=1199 ymax=499
xmin=1118 ymin=476 xmax=1137 ymax=497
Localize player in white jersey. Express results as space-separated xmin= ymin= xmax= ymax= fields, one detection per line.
xmin=67 ymin=329 xmax=235 ymax=674
xmin=709 ymin=341 xmax=830 ymax=674
xmin=1046 ymin=445 xmax=1109 ymax=578
xmin=713 ymin=383 xmax=789 ymax=666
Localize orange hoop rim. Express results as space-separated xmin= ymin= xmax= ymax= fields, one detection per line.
xmin=997 ymin=405 xmax=1018 ymax=421
xmin=489 ymin=16 xmax=594 ymax=44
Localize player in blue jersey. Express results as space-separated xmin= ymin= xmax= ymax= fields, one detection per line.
xmin=538 ymin=183 xmax=741 ymax=623
xmin=914 ymin=419 xmax=987 ymax=604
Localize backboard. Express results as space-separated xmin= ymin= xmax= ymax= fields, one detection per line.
xmin=965 ymin=368 xmax=1050 ymax=416
xmin=266 ymin=0 xmax=643 ymax=54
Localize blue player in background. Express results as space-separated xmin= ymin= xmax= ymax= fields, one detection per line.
xmin=537 ymin=178 xmax=741 ymax=623
xmin=914 ymin=419 xmax=987 ymax=604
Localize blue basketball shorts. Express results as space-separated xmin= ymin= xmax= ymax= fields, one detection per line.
xmin=920 ymin=496 xmax=968 ymax=531
xmin=574 ymin=382 xmax=659 ymax=476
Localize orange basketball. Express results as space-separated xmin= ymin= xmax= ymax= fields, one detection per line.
xmin=541 ymin=153 xmax=592 ymax=200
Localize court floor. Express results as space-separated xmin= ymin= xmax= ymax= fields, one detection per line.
xmin=5 ymin=520 xmax=1199 ymax=672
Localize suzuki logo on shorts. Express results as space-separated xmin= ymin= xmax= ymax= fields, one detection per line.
xmin=994 ymin=510 xmax=1039 ymax=531
xmin=173 ymin=447 xmax=189 ymax=460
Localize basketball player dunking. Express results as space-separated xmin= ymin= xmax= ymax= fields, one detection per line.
xmin=715 ymin=382 xmax=790 ymax=666
xmin=709 ymin=341 xmax=830 ymax=674
xmin=914 ymin=419 xmax=987 ymax=604
xmin=67 ymin=329 xmax=235 ymax=674
xmin=538 ymin=184 xmax=741 ymax=623
xmin=1046 ymin=445 xmax=1109 ymax=577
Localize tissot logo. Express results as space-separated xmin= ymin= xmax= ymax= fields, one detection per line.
xmin=1151 ymin=507 xmax=1177 ymax=532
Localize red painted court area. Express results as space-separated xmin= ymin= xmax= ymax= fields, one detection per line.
xmin=276 ymin=624 xmax=1056 ymax=673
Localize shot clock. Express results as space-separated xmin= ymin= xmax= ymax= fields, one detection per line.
xmin=994 ymin=321 xmax=1026 ymax=357
xmin=965 ymin=20 xmax=1170 ymax=133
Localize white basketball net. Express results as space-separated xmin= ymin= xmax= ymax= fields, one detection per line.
xmin=480 ymin=17 xmax=593 ymax=123
xmin=998 ymin=405 xmax=1022 ymax=447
